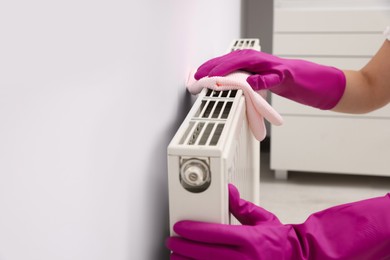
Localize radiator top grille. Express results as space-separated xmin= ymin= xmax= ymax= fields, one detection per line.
xmin=230 ymin=39 xmax=260 ymax=52
xmin=177 ymin=38 xmax=259 ymax=148
xmin=180 ymin=90 xmax=239 ymax=147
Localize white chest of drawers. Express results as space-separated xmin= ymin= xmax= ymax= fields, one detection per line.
xmin=271 ymin=7 xmax=390 ymax=179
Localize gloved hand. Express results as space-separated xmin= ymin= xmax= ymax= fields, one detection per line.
xmin=166 ymin=184 xmax=390 ymax=260
xmin=194 ymin=50 xmax=346 ymax=110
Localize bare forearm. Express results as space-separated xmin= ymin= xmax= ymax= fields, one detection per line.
xmin=332 ymin=40 xmax=390 ymax=114
xmin=331 ymin=70 xmax=387 ymax=114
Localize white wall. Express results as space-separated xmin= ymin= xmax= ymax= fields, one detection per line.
xmin=0 ymin=1 xmax=242 ymax=259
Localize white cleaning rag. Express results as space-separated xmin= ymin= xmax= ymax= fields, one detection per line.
xmin=186 ymin=71 xmax=283 ymax=141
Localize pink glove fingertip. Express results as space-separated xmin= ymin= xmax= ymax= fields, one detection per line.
xmin=228 ymin=183 xmax=282 ymax=226
xmin=194 ymin=55 xmax=225 ymax=80
xmin=228 ymin=183 xmax=240 ymax=206
xmin=194 ymin=70 xmax=205 ymax=80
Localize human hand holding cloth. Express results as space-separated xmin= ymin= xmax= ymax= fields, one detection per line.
xmin=166 ymin=184 xmax=390 ymax=259
xmin=194 ymin=49 xmax=346 ymax=110
xmin=186 ymin=70 xmax=283 ymax=141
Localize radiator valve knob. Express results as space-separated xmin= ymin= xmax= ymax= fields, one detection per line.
xmin=184 ymin=166 xmax=204 ymax=185
xmin=180 ymin=159 xmax=211 ymax=192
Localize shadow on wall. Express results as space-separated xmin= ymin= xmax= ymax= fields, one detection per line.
xmin=146 ymin=89 xmax=193 ymax=260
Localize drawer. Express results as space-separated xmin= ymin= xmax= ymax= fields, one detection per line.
xmin=271 ymin=116 xmax=390 ymax=176
xmin=275 ymin=9 xmax=390 ymax=33
xmin=273 ymin=33 xmax=384 ymax=57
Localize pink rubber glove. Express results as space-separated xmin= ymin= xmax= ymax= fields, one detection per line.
xmin=194 ymin=50 xmax=346 ymax=110
xmin=166 ymin=184 xmax=390 ymax=260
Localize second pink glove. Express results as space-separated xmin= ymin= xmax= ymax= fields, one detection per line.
xmin=167 ymin=184 xmax=390 ymax=259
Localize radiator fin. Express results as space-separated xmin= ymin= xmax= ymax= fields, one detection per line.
xmin=195 ymin=101 xmax=206 ymax=117
xmin=211 ymin=101 xmax=224 ymax=119
xmin=229 ymin=117 xmax=256 ymax=224
xmin=199 ymin=123 xmax=215 ymax=145
xmin=230 ymin=39 xmax=260 ymax=52
xmin=229 ymin=90 xmax=238 ymax=98
xmin=183 ymin=121 xmax=226 ymax=146
xmin=179 ymin=122 xmax=195 ymax=145
xmin=188 ymin=122 xmax=205 ymax=145
xmin=180 ymin=88 xmax=239 ymax=147
xmin=210 ymin=123 xmax=225 ymax=146
xmin=221 ymin=102 xmax=233 ymax=119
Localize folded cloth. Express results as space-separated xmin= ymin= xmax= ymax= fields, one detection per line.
xmin=187 ymin=71 xmax=283 ymax=141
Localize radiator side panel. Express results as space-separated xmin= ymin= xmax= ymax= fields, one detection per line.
xmin=168 ymin=155 xmax=228 ymax=236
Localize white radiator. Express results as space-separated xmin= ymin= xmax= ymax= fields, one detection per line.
xmin=168 ymin=39 xmax=261 ymax=235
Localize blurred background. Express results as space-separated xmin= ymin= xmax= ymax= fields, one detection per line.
xmin=0 ymin=0 xmax=389 ymax=259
